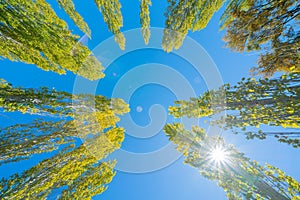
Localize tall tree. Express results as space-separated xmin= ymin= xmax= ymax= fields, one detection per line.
xmin=140 ymin=0 xmax=152 ymax=45
xmin=164 ymin=123 xmax=300 ymax=199
xmin=56 ymin=0 xmax=91 ymax=37
xmin=0 ymin=119 xmax=125 ymax=165
xmin=220 ymin=0 xmax=300 ymax=76
xmin=0 ymin=127 xmax=123 ymax=200
xmin=162 ymin=0 xmax=224 ymax=52
xmin=0 ymin=79 xmax=129 ymax=117
xmin=0 ymin=79 xmax=128 ymax=198
xmin=0 ymin=120 xmax=74 ymax=165
xmin=0 ymin=0 xmax=104 ymax=80
xmin=0 ymin=79 xmax=129 ymax=162
xmin=94 ymin=0 xmax=125 ymax=50
xmin=169 ymin=73 xmax=300 ymax=147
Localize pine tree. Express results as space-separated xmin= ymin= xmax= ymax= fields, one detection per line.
xmin=140 ymin=0 xmax=151 ymax=45
xmin=164 ymin=123 xmax=300 ymax=199
xmin=220 ymin=0 xmax=300 ymax=76
xmin=169 ymin=73 xmax=300 ymax=147
xmin=162 ymin=0 xmax=224 ymax=52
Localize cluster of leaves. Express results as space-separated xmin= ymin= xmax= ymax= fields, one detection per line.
xmin=0 ymin=0 xmax=104 ymax=80
xmin=221 ymin=0 xmax=300 ymax=76
xmin=169 ymin=73 xmax=300 ymax=147
xmin=140 ymin=0 xmax=152 ymax=45
xmin=0 ymin=143 xmax=118 ymax=200
xmin=57 ymin=0 xmax=91 ymax=37
xmin=0 ymin=80 xmax=130 ymax=199
xmin=94 ymin=0 xmax=125 ymax=49
xmin=0 ymin=79 xmax=129 ymax=117
xmin=164 ymin=123 xmax=300 ymax=199
xmin=162 ymin=0 xmax=224 ymax=52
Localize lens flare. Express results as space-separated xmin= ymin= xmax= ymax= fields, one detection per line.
xmin=209 ymin=146 xmax=228 ymax=164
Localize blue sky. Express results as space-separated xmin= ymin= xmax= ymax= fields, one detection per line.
xmin=0 ymin=0 xmax=299 ymax=199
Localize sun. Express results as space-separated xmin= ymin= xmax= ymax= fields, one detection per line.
xmin=209 ymin=146 xmax=228 ymax=164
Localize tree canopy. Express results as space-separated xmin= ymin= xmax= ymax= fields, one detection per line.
xmin=221 ymin=0 xmax=300 ymax=76
xmin=56 ymin=0 xmax=91 ymax=37
xmin=94 ymin=0 xmax=125 ymax=50
xmin=162 ymin=0 xmax=224 ymax=52
xmin=0 ymin=79 xmax=129 ymax=199
xmin=164 ymin=123 xmax=300 ymax=199
xmin=0 ymin=143 xmax=118 ymax=200
xmin=0 ymin=79 xmax=129 ymax=117
xmin=169 ymin=73 xmax=300 ymax=147
xmin=140 ymin=0 xmax=152 ymax=45
xmin=0 ymin=0 xmax=105 ymax=80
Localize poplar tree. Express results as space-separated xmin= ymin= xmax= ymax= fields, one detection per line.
xmin=0 ymin=0 xmax=104 ymax=80
xmin=0 ymin=79 xmax=129 ymax=117
xmin=220 ymin=0 xmax=300 ymax=76
xmin=56 ymin=0 xmax=91 ymax=37
xmin=162 ymin=0 xmax=224 ymax=52
xmin=0 ymin=129 xmax=123 ymax=200
xmin=0 ymin=79 xmax=128 ymax=199
xmin=140 ymin=0 xmax=152 ymax=45
xmin=94 ymin=0 xmax=125 ymax=50
xmin=0 ymin=79 xmax=129 ymax=163
xmin=169 ymin=73 xmax=300 ymax=147
xmin=164 ymin=123 xmax=300 ymax=199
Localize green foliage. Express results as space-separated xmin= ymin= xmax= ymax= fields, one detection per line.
xmin=0 ymin=140 xmax=118 ymax=200
xmin=164 ymin=123 xmax=300 ymax=199
xmin=0 ymin=80 xmax=129 ymax=198
xmin=169 ymin=73 xmax=300 ymax=147
xmin=0 ymin=120 xmax=75 ymax=165
xmin=94 ymin=0 xmax=125 ymax=49
xmin=0 ymin=79 xmax=129 ymax=117
xmin=57 ymin=0 xmax=91 ymax=37
xmin=0 ymin=0 xmax=104 ymax=80
xmin=162 ymin=0 xmax=224 ymax=52
xmin=140 ymin=0 xmax=152 ymax=45
xmin=221 ymin=0 xmax=300 ymax=76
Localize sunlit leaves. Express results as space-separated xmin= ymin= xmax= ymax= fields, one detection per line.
xmin=140 ymin=0 xmax=152 ymax=45
xmin=170 ymin=73 xmax=300 ymax=147
xmin=0 ymin=0 xmax=104 ymax=80
xmin=221 ymin=0 xmax=300 ymax=76
xmin=164 ymin=123 xmax=300 ymax=199
xmin=0 ymin=80 xmax=129 ymax=199
xmin=0 ymin=142 xmax=118 ymax=200
xmin=94 ymin=0 xmax=125 ymax=49
xmin=57 ymin=0 xmax=91 ymax=37
xmin=162 ymin=0 xmax=224 ymax=52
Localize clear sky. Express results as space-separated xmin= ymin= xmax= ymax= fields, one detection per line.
xmin=0 ymin=0 xmax=299 ymax=200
